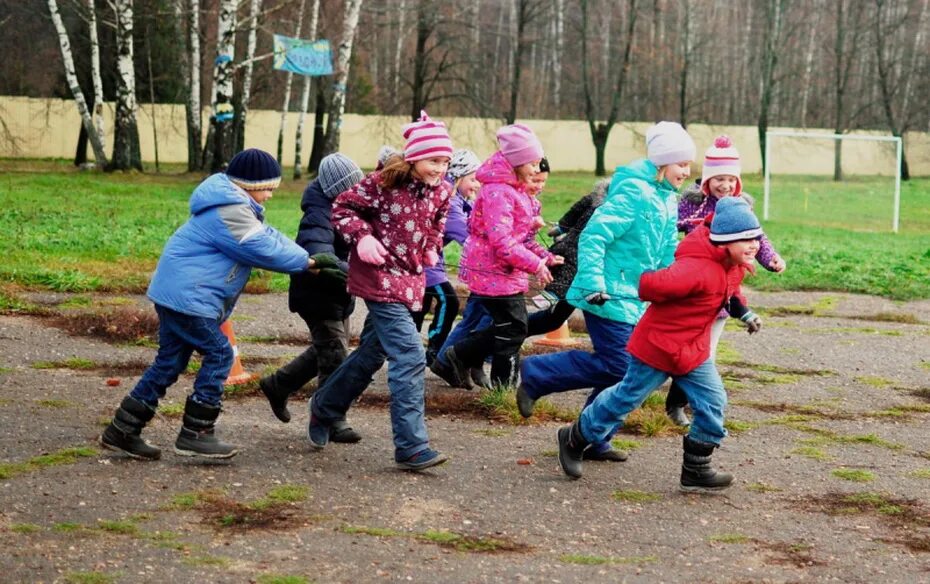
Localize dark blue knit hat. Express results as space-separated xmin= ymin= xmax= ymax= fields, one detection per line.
xmin=226 ymin=148 xmax=282 ymax=191
xmin=710 ymin=197 xmax=763 ymax=242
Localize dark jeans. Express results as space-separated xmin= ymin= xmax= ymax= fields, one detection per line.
xmin=448 ymin=294 xmax=528 ymax=386
xmin=310 ymin=301 xmax=430 ymax=461
xmin=130 ymin=304 xmax=233 ymax=408
xmin=526 ymin=299 xmax=575 ymax=337
xmin=411 ymin=281 xmax=460 ymax=362
xmin=297 ymin=312 xmax=350 ymax=386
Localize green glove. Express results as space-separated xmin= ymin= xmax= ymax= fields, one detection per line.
xmin=319 ymin=267 xmax=347 ymax=286
xmin=310 ymin=253 xmax=340 ymax=271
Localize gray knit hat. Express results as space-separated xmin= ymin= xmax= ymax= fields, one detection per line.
xmin=447 ymin=149 xmax=481 ymax=181
xmin=318 ymin=153 xmax=364 ymax=200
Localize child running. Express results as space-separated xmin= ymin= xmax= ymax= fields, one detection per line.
xmin=412 ymin=149 xmax=482 ymax=366
xmin=516 ymin=122 xmax=696 ymax=462
xmin=664 ymin=136 xmax=782 ymax=427
xmin=258 ymin=153 xmax=365 ymax=445
xmin=557 ymin=196 xmax=765 ymax=493
xmin=307 ymin=111 xmax=453 ymax=471
xmin=100 ymin=149 xmax=314 ymax=461
xmin=441 ymin=125 xmax=562 ymax=389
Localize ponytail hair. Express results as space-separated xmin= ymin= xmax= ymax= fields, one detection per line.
xmin=379 ymin=154 xmax=414 ymax=189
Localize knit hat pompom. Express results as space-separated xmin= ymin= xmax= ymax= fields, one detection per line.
xmin=402 ymin=110 xmax=453 ymax=163
xmin=226 ymin=148 xmax=282 ymax=191
xmin=701 ymin=134 xmax=742 ymax=195
xmin=497 ymin=124 xmax=545 ymax=168
xmin=318 ymin=153 xmax=364 ymax=200
xmin=447 ymin=149 xmax=481 ymax=181
xmin=376 ymin=145 xmax=401 ymax=170
xmin=645 ymin=121 xmax=696 ymax=167
xmin=710 ymin=196 xmax=763 ymax=242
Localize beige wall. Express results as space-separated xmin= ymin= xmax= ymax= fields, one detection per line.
xmin=2 ymin=96 xmax=928 ymax=175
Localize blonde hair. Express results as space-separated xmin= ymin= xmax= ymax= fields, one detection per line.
xmin=379 ymin=154 xmax=414 ymax=189
xmin=655 ymin=166 xmax=668 ymax=183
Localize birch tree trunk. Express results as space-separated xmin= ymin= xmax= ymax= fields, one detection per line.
xmin=209 ymin=0 xmax=236 ymax=173
xmin=551 ymin=0 xmax=563 ymax=115
xmin=322 ymin=0 xmax=363 ymax=156
xmin=757 ymin=0 xmax=784 ymax=174
xmin=236 ymin=0 xmax=262 ymax=153
xmin=110 ymin=0 xmax=143 ymax=171
xmin=48 ymin=0 xmax=108 ymax=168
xmin=277 ymin=0 xmax=307 ymax=164
xmin=799 ymin=0 xmax=822 ymax=128
xmin=87 ymin=0 xmax=105 ymax=152
xmin=392 ymin=0 xmax=408 ymax=100
xmin=294 ymin=0 xmax=321 ymax=180
xmin=176 ymin=0 xmax=202 ymax=171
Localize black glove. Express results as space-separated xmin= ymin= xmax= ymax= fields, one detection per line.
xmin=740 ymin=311 xmax=762 ymax=334
xmin=319 ymin=267 xmax=347 ymax=286
xmin=310 ymin=252 xmax=340 ymax=271
xmin=585 ymin=291 xmax=611 ymax=306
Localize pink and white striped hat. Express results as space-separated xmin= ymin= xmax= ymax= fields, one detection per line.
xmin=402 ymin=111 xmax=453 ymax=163
xmin=701 ymin=135 xmax=742 ymax=195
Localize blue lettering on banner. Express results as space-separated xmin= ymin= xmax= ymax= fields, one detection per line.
xmin=273 ymin=35 xmax=333 ymax=76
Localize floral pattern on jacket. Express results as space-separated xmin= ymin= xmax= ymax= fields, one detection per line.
xmin=333 ymin=171 xmax=451 ymax=312
xmin=458 ymin=151 xmax=554 ymax=296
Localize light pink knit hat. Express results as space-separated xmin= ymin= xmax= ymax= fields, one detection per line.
xmin=701 ymin=135 xmax=742 ymax=195
xmin=402 ymin=110 xmax=453 ymax=162
xmin=497 ymin=124 xmax=544 ymax=168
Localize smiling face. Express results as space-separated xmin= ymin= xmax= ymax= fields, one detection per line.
xmin=722 ymin=238 xmax=760 ymax=266
xmin=706 ymin=175 xmax=739 ymax=198
xmin=527 ymin=171 xmax=549 ymax=196
xmin=412 ymin=157 xmax=451 ymax=186
xmin=661 ymin=161 xmax=692 ymax=189
xmin=456 ymin=172 xmax=480 ymax=199
xmin=514 ymin=160 xmax=541 ymax=185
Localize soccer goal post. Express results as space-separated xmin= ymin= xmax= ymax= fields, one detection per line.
xmin=763 ymin=131 xmax=903 ymax=233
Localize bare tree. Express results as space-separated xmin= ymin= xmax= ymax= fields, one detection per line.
xmin=276 ymin=0 xmax=307 ymax=164
xmin=209 ymin=0 xmax=237 ymax=172
xmin=830 ymin=0 xmax=866 ymax=180
xmin=174 ymin=0 xmax=202 ymax=172
xmin=235 ymin=0 xmax=263 ymax=152
xmin=581 ymin=0 xmax=637 ymax=176
xmin=109 ymin=0 xmax=143 ymax=171
xmin=86 ymin=0 xmax=104 ymax=152
xmin=757 ymin=0 xmax=785 ymax=174
xmin=294 ymin=0 xmax=321 ymax=180
xmin=322 ymin=0 xmax=363 ymax=156
xmin=506 ymin=0 xmax=547 ymax=124
xmin=47 ymin=0 xmax=108 ymax=167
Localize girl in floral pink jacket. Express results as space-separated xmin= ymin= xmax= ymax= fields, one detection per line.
xmin=441 ymin=124 xmax=562 ymax=388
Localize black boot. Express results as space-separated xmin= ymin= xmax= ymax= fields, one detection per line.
xmin=174 ymin=397 xmax=239 ymax=459
xmin=680 ymin=436 xmax=733 ymax=494
xmin=429 ymin=357 xmax=467 ymax=389
xmin=329 ymin=419 xmax=362 ymax=443
xmin=100 ymin=396 xmax=161 ymax=460
xmin=443 ymin=347 xmax=474 ymax=390
xmin=557 ymin=420 xmax=589 ymax=479
xmin=665 ymin=382 xmax=690 ymax=427
xmin=259 ymin=347 xmax=318 ymax=423
xmin=470 ymin=367 xmax=492 ymax=390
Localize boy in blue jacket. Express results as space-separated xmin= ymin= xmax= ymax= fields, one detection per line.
xmin=101 ymin=149 xmax=316 ymax=461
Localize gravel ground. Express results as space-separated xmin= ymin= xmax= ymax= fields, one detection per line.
xmin=1 ymin=289 xmax=929 ymax=583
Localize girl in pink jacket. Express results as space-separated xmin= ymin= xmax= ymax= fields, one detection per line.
xmin=442 ymin=124 xmax=562 ymax=388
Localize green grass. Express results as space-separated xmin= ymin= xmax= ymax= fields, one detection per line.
xmin=709 ymin=533 xmax=752 ymax=544
xmin=559 ymin=553 xmax=658 ymax=565
xmin=64 ymin=572 xmax=117 ymax=584
xmin=611 ymin=489 xmax=661 ymax=503
xmin=832 ymin=468 xmax=876 ymax=482
xmin=256 ymin=576 xmax=311 ymax=584
xmin=0 ymin=446 xmax=97 ymax=480
xmin=2 ymin=168 xmax=929 ymax=299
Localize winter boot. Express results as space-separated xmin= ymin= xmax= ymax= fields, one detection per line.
xmin=680 ymin=435 xmax=733 ymax=494
xmin=556 ymin=420 xmax=590 ymax=479
xmin=429 ymin=357 xmax=467 ymax=389
xmin=259 ymin=348 xmax=319 ymax=423
xmin=100 ymin=396 xmax=161 ymax=460
xmin=515 ymin=382 xmax=536 ymax=418
xmin=443 ymin=346 xmax=474 ymax=390
xmin=174 ymin=397 xmax=239 ymax=459
xmin=666 ymin=406 xmax=691 ymax=427
xmin=329 ymin=419 xmax=362 ymax=443
xmin=470 ymin=367 xmax=492 ymax=390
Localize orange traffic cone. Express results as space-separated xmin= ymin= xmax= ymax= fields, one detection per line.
xmin=220 ymin=321 xmax=254 ymax=385
xmin=533 ymin=322 xmax=579 ymax=348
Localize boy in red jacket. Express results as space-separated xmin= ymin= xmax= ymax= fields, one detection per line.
xmin=556 ymin=196 xmax=763 ymax=493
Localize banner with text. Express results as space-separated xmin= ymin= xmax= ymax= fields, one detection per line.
xmin=272 ymin=35 xmax=333 ymax=76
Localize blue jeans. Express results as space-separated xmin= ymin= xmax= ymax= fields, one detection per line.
xmin=310 ymin=301 xmax=430 ymax=461
xmin=434 ymin=295 xmax=491 ymax=367
xmin=521 ymin=311 xmax=633 ymax=452
xmin=130 ymin=304 xmax=233 ymax=408
xmin=579 ymin=356 xmax=728 ymax=446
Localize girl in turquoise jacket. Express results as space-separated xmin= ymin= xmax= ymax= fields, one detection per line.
xmin=518 ymin=122 xmax=696 ymax=463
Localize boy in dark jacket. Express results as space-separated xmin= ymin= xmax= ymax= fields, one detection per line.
xmin=556 ymin=197 xmax=764 ymax=493
xmin=101 ymin=149 xmax=314 ymax=461
xmin=258 ymin=153 xmax=364 ymax=443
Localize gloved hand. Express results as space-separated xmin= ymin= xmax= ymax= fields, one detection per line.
xmin=309 ymin=252 xmax=340 ymax=271
xmin=741 ymin=311 xmax=762 ymax=334
xmin=535 ymin=262 xmax=553 ymax=286
xmin=319 ymin=267 xmax=347 ymax=286
xmin=357 ymin=234 xmax=388 ymax=265
xmin=533 ymin=216 xmax=546 ymax=230
xmin=585 ymin=291 xmax=611 ymax=306
xmin=424 ymin=249 xmax=439 ymax=267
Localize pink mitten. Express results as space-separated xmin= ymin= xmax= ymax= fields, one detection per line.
xmin=533 ymin=216 xmax=546 ymax=230
xmin=357 ymin=234 xmax=388 ymax=265
xmin=424 ymin=249 xmax=439 ymax=267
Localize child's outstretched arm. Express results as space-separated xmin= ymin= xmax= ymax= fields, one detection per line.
xmin=637 ymin=260 xmax=701 ymax=304
xmin=212 ymin=205 xmax=310 ymax=274
xmin=755 ymin=235 xmax=786 ymax=272
xmin=676 ymin=182 xmax=706 ymax=233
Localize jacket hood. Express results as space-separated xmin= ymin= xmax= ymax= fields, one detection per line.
xmin=190 ymin=173 xmax=255 ymax=215
xmin=609 ymin=158 xmax=677 ymax=195
xmin=476 ymin=151 xmax=522 ymax=189
xmin=300 ymin=179 xmax=326 ymax=212
xmin=676 ymin=224 xmax=727 ymax=263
